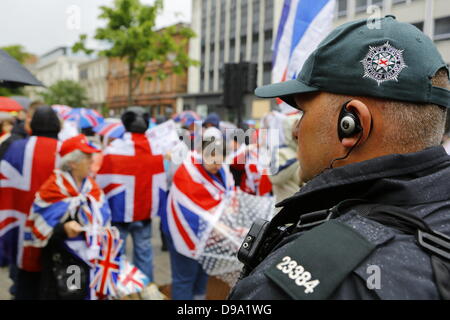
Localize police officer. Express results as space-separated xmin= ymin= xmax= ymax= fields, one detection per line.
xmin=229 ymin=16 xmax=450 ymax=300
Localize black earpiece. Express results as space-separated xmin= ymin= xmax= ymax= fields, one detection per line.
xmin=337 ymin=101 xmax=362 ymax=141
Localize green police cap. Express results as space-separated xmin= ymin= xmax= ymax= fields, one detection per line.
xmin=256 ymin=15 xmax=450 ymax=109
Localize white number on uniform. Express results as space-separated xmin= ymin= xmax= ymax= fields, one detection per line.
xmin=275 ymin=256 xmax=320 ymax=294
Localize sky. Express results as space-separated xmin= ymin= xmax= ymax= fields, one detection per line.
xmin=0 ymin=0 xmax=192 ymax=56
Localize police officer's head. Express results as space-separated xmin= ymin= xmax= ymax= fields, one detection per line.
xmin=257 ymin=16 xmax=450 ymax=182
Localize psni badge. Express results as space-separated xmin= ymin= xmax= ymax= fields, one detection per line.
xmin=361 ymin=42 xmax=407 ymax=86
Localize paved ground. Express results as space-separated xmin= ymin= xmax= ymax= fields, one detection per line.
xmin=0 ymin=217 xmax=171 ymax=300
xmin=0 ymin=267 xmax=12 ymax=300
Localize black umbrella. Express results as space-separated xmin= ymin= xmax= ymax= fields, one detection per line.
xmin=0 ymin=49 xmax=43 ymax=88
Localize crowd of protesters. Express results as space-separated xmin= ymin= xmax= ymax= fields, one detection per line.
xmin=0 ymin=101 xmax=303 ymax=300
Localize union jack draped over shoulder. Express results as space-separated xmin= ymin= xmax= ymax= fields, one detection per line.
xmin=163 ymin=151 xmax=235 ymax=259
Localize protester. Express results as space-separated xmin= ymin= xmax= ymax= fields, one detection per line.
xmin=203 ymin=113 xmax=223 ymax=142
xmin=155 ymin=115 xmax=171 ymax=252
xmin=229 ymin=130 xmax=272 ymax=197
xmin=203 ymin=113 xmax=220 ymax=129
xmin=96 ymin=107 xmax=167 ymax=283
xmin=0 ymin=101 xmax=40 ymax=159
xmin=0 ymin=105 xmax=61 ymax=300
xmin=0 ymin=113 xmax=15 ymax=267
xmin=162 ymin=139 xmax=235 ymax=300
xmin=0 ymin=113 xmax=14 ymax=147
xmin=229 ymin=16 xmax=450 ymax=300
xmin=269 ymin=113 xmax=302 ymax=205
xmin=25 ymin=134 xmax=109 ymax=299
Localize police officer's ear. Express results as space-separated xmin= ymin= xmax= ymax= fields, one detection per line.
xmin=339 ymin=99 xmax=372 ymax=149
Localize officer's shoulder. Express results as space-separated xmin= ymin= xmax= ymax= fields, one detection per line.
xmin=262 ymin=212 xmax=396 ymax=300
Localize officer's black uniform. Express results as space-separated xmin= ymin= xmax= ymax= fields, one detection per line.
xmin=229 ymin=146 xmax=450 ymax=299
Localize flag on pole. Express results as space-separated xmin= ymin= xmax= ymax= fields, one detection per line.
xmin=272 ymin=0 xmax=336 ymax=113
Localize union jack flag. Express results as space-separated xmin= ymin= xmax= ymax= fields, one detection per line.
xmin=52 ymin=105 xmax=72 ymax=119
xmin=0 ymin=136 xmax=59 ymax=270
xmin=24 ymin=170 xmax=111 ymax=271
xmin=228 ymin=143 xmax=272 ymax=197
xmin=94 ymin=121 xmax=125 ymax=140
xmin=90 ymin=227 xmax=122 ymax=297
xmin=96 ymin=133 xmax=167 ymax=223
xmin=163 ymin=152 xmax=235 ymax=259
xmin=117 ymin=259 xmax=149 ymax=297
xmin=65 ymin=108 xmax=104 ymax=129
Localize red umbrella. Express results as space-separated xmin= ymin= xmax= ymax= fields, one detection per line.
xmin=0 ymin=96 xmax=23 ymax=112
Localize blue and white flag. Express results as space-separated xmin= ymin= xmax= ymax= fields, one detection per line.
xmin=272 ymin=0 xmax=336 ymax=113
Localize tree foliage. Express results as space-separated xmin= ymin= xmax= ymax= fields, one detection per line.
xmin=73 ymin=0 xmax=198 ymax=104
xmin=41 ymin=80 xmax=88 ymax=108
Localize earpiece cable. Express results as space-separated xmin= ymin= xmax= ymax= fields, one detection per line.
xmin=329 ymin=132 xmax=364 ymax=169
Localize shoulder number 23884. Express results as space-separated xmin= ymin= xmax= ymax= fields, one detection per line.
xmin=276 ymin=256 xmax=320 ymax=294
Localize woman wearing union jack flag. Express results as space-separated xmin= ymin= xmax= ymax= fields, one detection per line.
xmin=162 ymin=138 xmax=235 ymax=300
xmin=25 ymin=134 xmax=121 ymax=299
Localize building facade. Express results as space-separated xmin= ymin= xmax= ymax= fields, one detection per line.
xmin=32 ymin=46 xmax=90 ymax=87
xmin=105 ymin=23 xmax=190 ymax=117
xmin=184 ymin=0 xmax=278 ymax=122
xmin=79 ymin=57 xmax=108 ymax=111
xmin=25 ymin=46 xmax=90 ymax=101
xmin=106 ymin=56 xmax=187 ymax=118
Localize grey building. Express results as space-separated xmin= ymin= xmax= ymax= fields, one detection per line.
xmin=183 ymin=0 xmax=278 ymax=122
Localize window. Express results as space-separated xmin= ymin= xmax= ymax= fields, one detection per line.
xmin=241 ymin=1 xmax=247 ymax=35
xmin=411 ymin=21 xmax=424 ymax=32
xmin=220 ymin=0 xmax=226 ymax=41
xmin=337 ymin=0 xmax=347 ymax=18
xmin=392 ymin=0 xmax=407 ymax=5
xmin=253 ymin=0 xmax=260 ymax=34
xmin=435 ymin=17 xmax=450 ymax=41
xmin=252 ymin=38 xmax=258 ymax=62
xmin=264 ymin=31 xmax=273 ymax=62
xmin=230 ymin=0 xmax=236 ymax=36
xmin=79 ymin=69 xmax=88 ymax=80
xmin=372 ymin=0 xmax=383 ymax=7
xmin=355 ymin=0 xmax=367 ymax=13
xmin=230 ymin=39 xmax=235 ymax=62
xmin=356 ymin=0 xmax=383 ymax=14
xmin=265 ymin=0 xmax=273 ymax=29
xmin=263 ymin=62 xmax=272 ymax=85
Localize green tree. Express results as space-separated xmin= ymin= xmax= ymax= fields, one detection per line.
xmin=73 ymin=0 xmax=198 ymax=105
xmin=0 ymin=45 xmax=32 ymax=97
xmin=41 ymin=80 xmax=88 ymax=108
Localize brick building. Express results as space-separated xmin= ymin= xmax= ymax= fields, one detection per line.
xmin=106 ymin=24 xmax=189 ymax=118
